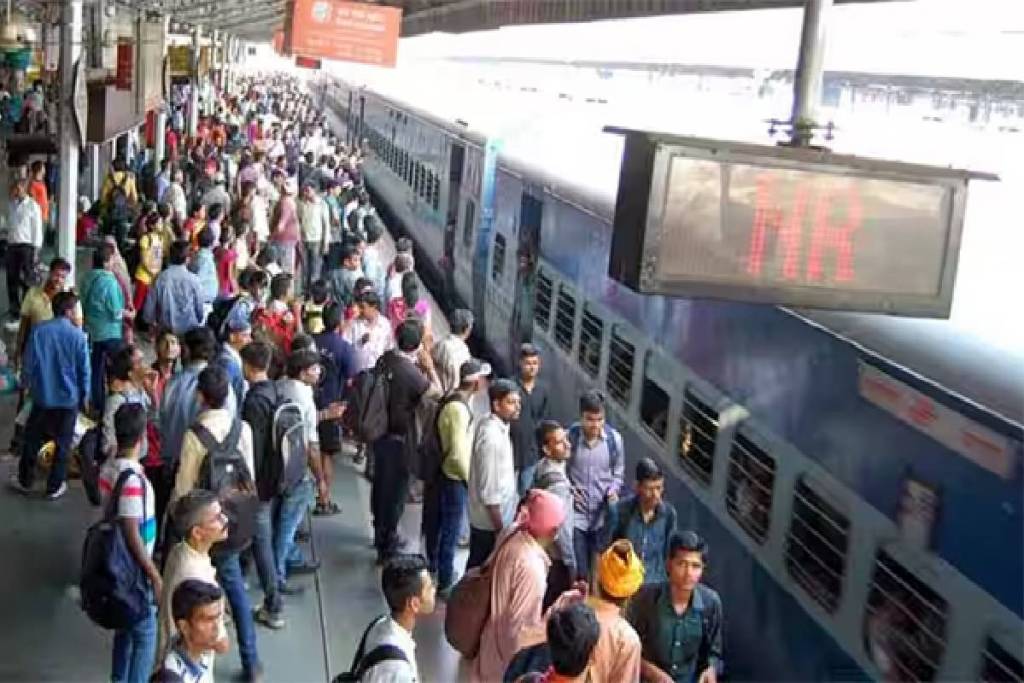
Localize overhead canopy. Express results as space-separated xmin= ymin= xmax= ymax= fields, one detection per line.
xmin=11 ymin=0 xmax=894 ymax=41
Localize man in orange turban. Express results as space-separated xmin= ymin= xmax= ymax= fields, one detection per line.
xmin=588 ymin=539 xmax=644 ymax=681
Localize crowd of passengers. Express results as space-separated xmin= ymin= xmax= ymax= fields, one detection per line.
xmin=3 ymin=73 xmax=723 ymax=683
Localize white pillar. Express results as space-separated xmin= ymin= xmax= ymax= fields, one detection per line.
xmin=188 ymin=24 xmax=201 ymax=137
xmin=89 ymin=144 xmax=100 ymax=199
xmin=57 ymin=0 xmax=83 ymax=270
xmin=154 ymin=108 xmax=167 ymax=163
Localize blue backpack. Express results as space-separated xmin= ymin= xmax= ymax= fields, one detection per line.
xmin=79 ymin=469 xmax=151 ymax=630
xmin=567 ymin=422 xmax=621 ymax=474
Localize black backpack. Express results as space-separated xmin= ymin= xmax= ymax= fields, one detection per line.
xmin=416 ymin=392 xmax=470 ymax=481
xmin=332 ymin=615 xmax=408 ymax=683
xmin=193 ymin=419 xmax=259 ymax=555
xmin=350 ymin=356 xmax=391 ymax=444
xmin=207 ymin=295 xmax=243 ymax=342
xmin=108 ymin=173 xmax=134 ymax=225
xmin=271 ymin=391 xmax=308 ymax=494
xmin=80 ymin=469 xmax=152 ymax=630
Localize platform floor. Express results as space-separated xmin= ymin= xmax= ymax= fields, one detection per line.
xmin=0 ymin=232 xmax=469 ymax=682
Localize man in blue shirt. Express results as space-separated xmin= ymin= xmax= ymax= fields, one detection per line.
xmin=606 ymin=457 xmax=678 ymax=585
xmin=311 ymin=302 xmax=356 ymax=516
xmin=215 ymin=317 xmax=251 ymax=404
xmin=11 ymin=291 xmax=90 ymax=499
xmin=143 ymin=239 xmax=206 ymax=336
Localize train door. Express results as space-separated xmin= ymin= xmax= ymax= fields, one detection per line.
xmin=443 ymin=142 xmax=466 ymax=307
xmin=510 ymin=192 xmax=543 ymax=358
xmin=345 ymin=90 xmax=355 ymax=147
xmin=356 ymin=95 xmax=366 ymax=148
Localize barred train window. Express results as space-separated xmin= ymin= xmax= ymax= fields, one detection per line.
xmin=678 ymin=389 xmax=717 ymax=486
xmin=606 ymin=328 xmax=635 ymax=407
xmin=785 ymin=478 xmax=850 ymax=613
xmin=578 ymin=306 xmax=603 ymax=378
xmin=432 ymin=176 xmax=441 ymax=211
xmin=534 ymin=270 xmax=553 ymax=330
xmin=725 ymin=433 xmax=775 ymax=543
xmin=553 ymin=286 xmax=577 ymax=353
xmin=640 ymin=356 xmax=669 ymax=441
xmin=981 ymin=639 xmax=1024 ymax=683
xmin=864 ymin=551 xmax=948 ymax=682
xmin=491 ymin=233 xmax=506 ymax=283
xmin=463 ymin=200 xmax=476 ymax=250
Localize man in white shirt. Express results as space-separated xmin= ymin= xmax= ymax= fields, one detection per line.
xmin=345 ymin=291 xmax=394 ymax=373
xmin=5 ymin=178 xmax=43 ymax=319
xmin=354 ymin=554 xmax=435 ymax=683
xmin=432 ymin=309 xmax=474 ymax=395
xmin=467 ymin=379 xmax=522 ymax=569
xmin=297 ymin=182 xmax=330 ymax=295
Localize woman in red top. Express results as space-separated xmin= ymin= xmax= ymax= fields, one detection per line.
xmin=28 ymin=160 xmax=48 ymax=225
xmin=216 ymin=226 xmax=239 ymax=298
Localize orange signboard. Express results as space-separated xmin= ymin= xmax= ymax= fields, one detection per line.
xmin=288 ymin=0 xmax=401 ymax=68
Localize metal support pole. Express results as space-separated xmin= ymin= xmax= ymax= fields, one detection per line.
xmin=789 ymin=0 xmax=833 ymax=147
xmin=188 ymin=24 xmax=201 ymax=136
xmin=57 ymin=0 xmax=83 ymax=271
xmin=89 ymin=144 xmax=100 ymax=200
xmin=218 ymin=31 xmax=228 ymax=92
xmin=154 ymin=108 xmax=167 ymax=164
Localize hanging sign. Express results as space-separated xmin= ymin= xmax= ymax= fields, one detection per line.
xmin=115 ymin=41 xmax=134 ymax=91
xmin=71 ymin=56 xmax=87 ymax=147
xmin=168 ymin=46 xmax=191 ymax=76
xmin=287 ymin=0 xmax=402 ymax=68
xmin=295 ymin=56 xmax=322 ymax=70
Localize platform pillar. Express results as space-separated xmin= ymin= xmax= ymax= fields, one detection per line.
xmin=153 ymin=107 xmax=167 ymax=164
xmin=57 ymin=0 xmax=83 ymax=270
xmin=188 ymin=24 xmax=201 ymax=137
xmin=789 ymin=0 xmax=833 ymax=146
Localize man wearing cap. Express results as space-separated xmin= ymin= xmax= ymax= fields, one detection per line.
xmin=590 ymin=539 xmax=643 ymax=681
xmin=215 ymin=317 xmax=252 ymax=404
xmin=432 ymin=309 xmax=474 ymax=396
xmin=428 ymin=357 xmax=490 ymax=596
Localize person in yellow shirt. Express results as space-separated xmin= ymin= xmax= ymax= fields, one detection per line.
xmin=134 ymin=212 xmax=164 ymax=312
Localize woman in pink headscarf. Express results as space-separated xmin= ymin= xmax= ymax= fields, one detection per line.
xmin=471 ymin=489 xmax=586 ymax=683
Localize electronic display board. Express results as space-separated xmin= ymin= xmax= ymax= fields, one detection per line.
xmin=606 ymin=128 xmax=994 ymax=317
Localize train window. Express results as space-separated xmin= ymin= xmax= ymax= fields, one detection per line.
xmin=463 ymin=199 xmax=476 ymax=249
xmin=640 ymin=355 xmax=670 ymax=441
xmin=678 ymin=389 xmax=717 ymax=486
xmin=578 ymin=306 xmax=603 ymax=378
xmin=981 ymin=638 xmax=1024 ymax=683
xmin=606 ymin=328 xmax=635 ymax=407
xmin=785 ymin=478 xmax=850 ymax=613
xmin=414 ymin=163 xmax=422 ymax=196
xmin=491 ymin=233 xmax=506 ymax=282
xmin=424 ymin=169 xmax=433 ymax=201
xmin=432 ymin=176 xmax=441 ymax=211
xmin=864 ymin=550 xmax=948 ymax=682
xmin=725 ymin=432 xmax=775 ymax=543
xmin=554 ymin=285 xmax=577 ymax=354
xmin=534 ymin=269 xmax=553 ymax=330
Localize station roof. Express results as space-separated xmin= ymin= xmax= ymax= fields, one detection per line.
xmin=14 ymin=0 xmax=894 ymax=41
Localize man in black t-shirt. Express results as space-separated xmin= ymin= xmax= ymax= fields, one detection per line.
xmin=371 ymin=320 xmax=440 ymax=564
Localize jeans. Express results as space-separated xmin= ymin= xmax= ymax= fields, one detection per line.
xmin=421 ymin=475 xmax=442 ymax=574
xmin=273 ymin=476 xmax=314 ymax=584
xmin=111 ymin=603 xmax=157 ymax=683
xmin=437 ymin=478 xmax=468 ymax=590
xmin=371 ymin=435 xmax=409 ymax=556
xmin=254 ymin=501 xmax=282 ymax=614
xmin=466 ymin=526 xmax=497 ymax=571
xmin=18 ymin=405 xmax=76 ymax=494
xmin=5 ymin=243 xmax=34 ymax=316
xmin=516 ymin=462 xmax=538 ymax=497
xmin=91 ymin=338 xmax=125 ymax=416
xmin=302 ymin=241 xmax=323 ymax=294
xmin=213 ymin=551 xmax=261 ymax=674
xmin=573 ymin=527 xmax=604 ymax=582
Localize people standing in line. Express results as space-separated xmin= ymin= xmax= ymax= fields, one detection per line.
xmin=143 ymin=240 xmax=207 ymax=337
xmin=351 ymin=554 xmax=435 ymax=683
xmin=371 ymin=321 xmax=438 ymax=564
xmin=606 ymin=457 xmax=678 ymax=586
xmin=81 ymin=243 xmax=128 ymax=417
xmin=311 ymin=302 xmax=357 ymax=516
xmin=158 ymin=490 xmax=230 ymax=663
xmin=533 ymin=420 xmax=577 ymax=608
xmin=154 ymin=580 xmax=226 ymax=683
xmin=10 ymin=291 xmax=89 ymax=499
xmin=5 ymin=178 xmax=44 ymax=320
xmin=470 ymin=489 xmax=581 ymax=683
xmin=510 ymin=343 xmax=550 ymax=496
xmin=589 ymin=540 xmax=644 ymax=681
xmin=431 ymin=308 xmax=474 ymax=396
xmin=171 ymin=365 xmax=262 ymax=682
xmin=567 ymin=390 xmax=625 ymax=581
xmin=427 ymin=359 xmax=490 ymax=596
xmin=466 ymin=379 xmax=522 ymax=569
xmin=160 ymin=327 xmax=237 ymax=490
xmin=626 ymin=531 xmax=724 ymax=683
xmin=99 ymin=403 xmax=161 ymax=683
